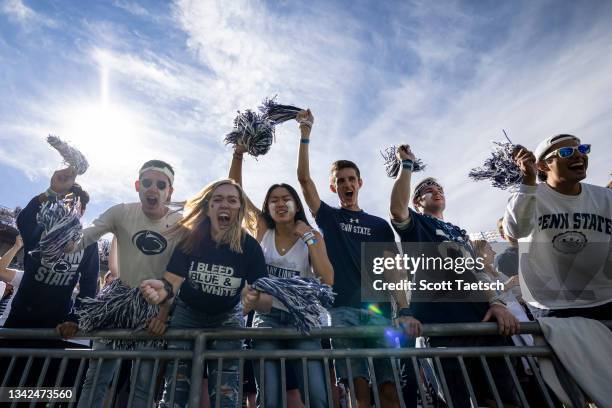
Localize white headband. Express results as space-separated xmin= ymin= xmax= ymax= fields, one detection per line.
xmin=139 ymin=166 xmax=174 ymax=186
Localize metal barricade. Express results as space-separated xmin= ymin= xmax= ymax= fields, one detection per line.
xmin=1 ymin=321 xmax=610 ymax=407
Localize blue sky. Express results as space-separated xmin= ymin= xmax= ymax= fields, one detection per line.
xmin=1 ymin=0 xmax=611 ymax=236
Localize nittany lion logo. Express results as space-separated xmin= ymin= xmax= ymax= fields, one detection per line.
xmin=132 ymin=230 xmax=167 ymax=255
xmin=552 ymin=231 xmax=587 ymax=254
xmin=51 ymin=259 xmax=72 ymax=273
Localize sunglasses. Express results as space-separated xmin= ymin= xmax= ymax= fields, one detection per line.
xmin=543 ymin=144 xmax=591 ymax=160
xmin=140 ymin=178 xmax=168 ymax=190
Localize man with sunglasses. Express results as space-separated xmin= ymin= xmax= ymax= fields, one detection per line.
xmin=504 ymin=134 xmax=612 ymax=319
xmin=57 ymin=159 xmax=182 ymax=408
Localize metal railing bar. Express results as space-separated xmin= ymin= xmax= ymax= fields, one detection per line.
xmin=410 ymin=357 xmax=428 ymax=408
xmin=1 ymin=356 xmax=16 ymax=387
xmin=107 ymin=358 xmax=122 ymax=408
xmin=168 ymin=357 xmax=179 ymax=408
xmin=190 ymin=334 xmax=206 ymax=408
xmin=49 ymin=356 xmax=69 ymax=408
xmin=3 ymin=321 xmax=609 ymax=341
xmin=0 ymin=348 xmax=192 ymax=359
xmin=479 ymin=356 xmax=502 ymax=408
xmin=127 ymin=358 xmax=141 ymax=408
xmin=146 ymin=358 xmax=160 ymax=408
xmin=526 ymin=356 xmax=555 ymax=408
xmin=504 ymin=355 xmax=529 ymax=408
xmin=259 ymin=357 xmax=265 ymax=407
xmin=367 ymin=356 xmax=381 ymax=408
xmin=214 ymin=357 xmax=223 ymax=408
xmin=323 ymin=357 xmax=333 ymax=408
xmin=68 ymin=358 xmax=87 ymax=408
xmin=29 ymin=356 xmax=52 ymax=408
xmin=457 ymin=356 xmax=478 ymax=408
xmin=86 ymin=357 xmax=104 ymax=408
xmin=433 ymin=357 xmax=453 ymax=408
xmin=345 ymin=357 xmax=358 ymax=408
xmin=237 ymin=357 xmax=244 ymax=407
xmin=390 ymin=356 xmax=406 ymax=408
xmin=301 ymin=357 xmax=309 ymax=408
xmin=280 ymin=358 xmax=287 ymax=408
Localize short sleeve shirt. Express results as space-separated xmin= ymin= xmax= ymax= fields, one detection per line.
xmin=167 ymin=234 xmax=267 ymax=315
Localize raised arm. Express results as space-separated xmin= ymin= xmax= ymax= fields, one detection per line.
xmin=390 ymin=145 xmax=415 ymax=223
xmin=296 ymin=109 xmax=322 ymax=216
xmin=294 ymin=221 xmax=333 ymax=285
xmin=228 ymin=144 xmax=268 ymax=238
xmin=0 ymin=235 xmax=22 ymax=283
xmin=503 ymin=147 xmax=538 ymax=239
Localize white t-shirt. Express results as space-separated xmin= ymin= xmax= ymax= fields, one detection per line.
xmin=260 ymin=229 xmax=315 ymax=311
xmin=78 ymin=203 xmax=182 ymax=287
xmin=504 ymin=182 xmax=612 ymax=310
xmin=0 ymin=270 xmax=23 ymax=327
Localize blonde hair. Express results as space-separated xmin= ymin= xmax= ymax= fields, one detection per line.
xmin=169 ymin=179 xmax=256 ymax=254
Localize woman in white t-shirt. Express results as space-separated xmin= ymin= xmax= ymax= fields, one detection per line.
xmin=0 ymin=235 xmax=23 ymax=327
xmin=229 ymin=143 xmax=334 ymax=408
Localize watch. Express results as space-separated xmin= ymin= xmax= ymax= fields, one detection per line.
xmin=160 ymin=278 xmax=174 ymax=304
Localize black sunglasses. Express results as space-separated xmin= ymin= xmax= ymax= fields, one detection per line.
xmin=140 ymin=178 xmax=168 ymax=190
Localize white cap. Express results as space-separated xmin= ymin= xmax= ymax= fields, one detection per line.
xmin=534 ymin=134 xmax=580 ymax=162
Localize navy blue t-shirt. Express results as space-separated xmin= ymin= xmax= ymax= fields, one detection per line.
xmin=167 ymin=233 xmax=267 ymax=315
xmin=6 ymin=195 xmax=99 ymax=328
xmin=393 ymin=208 xmax=489 ymax=324
xmin=315 ymin=201 xmax=396 ymax=313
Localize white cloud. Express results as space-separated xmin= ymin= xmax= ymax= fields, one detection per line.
xmin=1 ymin=0 xmax=56 ymax=28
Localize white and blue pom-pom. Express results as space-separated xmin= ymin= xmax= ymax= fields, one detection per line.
xmin=47 ymin=135 xmax=89 ymax=175
xmin=224 ymin=110 xmax=275 ymax=157
xmin=381 ymin=146 xmax=426 ymax=178
xmin=76 ymin=280 xmax=162 ymax=349
xmin=258 ymin=96 xmax=303 ymax=125
xmin=252 ymin=277 xmax=335 ymax=334
xmin=469 ymin=141 xmax=522 ymax=189
xmin=34 ymin=199 xmax=82 ymax=265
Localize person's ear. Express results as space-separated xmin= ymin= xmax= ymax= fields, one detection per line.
xmin=166 ymin=186 xmax=174 ymax=203
xmin=330 ymin=183 xmax=337 ymax=193
xmin=358 ymin=178 xmax=363 ymax=189
xmin=135 ymin=180 xmax=140 ymax=192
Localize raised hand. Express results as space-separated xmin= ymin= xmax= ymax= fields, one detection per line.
xmin=296 ymin=109 xmax=314 ymax=131
xmin=50 ymin=167 xmax=77 ymax=196
xmin=396 ymin=144 xmax=416 ymax=162
xmin=513 ymin=147 xmax=537 ymax=185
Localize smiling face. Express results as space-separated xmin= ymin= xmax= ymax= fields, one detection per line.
xmin=539 ymin=139 xmax=589 ymax=184
xmin=208 ymin=183 xmax=242 ymax=239
xmin=330 ymin=167 xmax=362 ymax=209
xmin=267 ymin=186 xmax=298 ymax=224
xmin=415 ymin=184 xmax=446 ymax=214
xmin=135 ymin=170 xmax=173 ymax=219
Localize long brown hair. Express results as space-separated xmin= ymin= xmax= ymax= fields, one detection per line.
xmin=169 ymin=179 xmax=256 ymax=254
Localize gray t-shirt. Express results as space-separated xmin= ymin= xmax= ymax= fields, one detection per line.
xmin=79 ymin=203 xmax=182 ymax=287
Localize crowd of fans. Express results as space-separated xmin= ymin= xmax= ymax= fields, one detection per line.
xmin=1 ymin=110 xmax=611 ymax=408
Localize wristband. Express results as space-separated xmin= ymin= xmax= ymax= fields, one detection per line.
xmin=301 ymin=231 xmax=317 ymax=246
xmin=401 ymin=159 xmax=414 ymax=171
xmin=45 ymin=188 xmax=60 ymax=201
xmin=300 ymin=138 xmax=310 ymax=144
xmin=397 ymin=307 xmax=412 ymax=317
xmin=160 ymin=278 xmax=175 ymax=304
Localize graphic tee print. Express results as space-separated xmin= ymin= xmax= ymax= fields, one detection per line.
xmin=167 ymin=234 xmax=267 ymax=314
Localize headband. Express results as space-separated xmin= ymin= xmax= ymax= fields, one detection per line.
xmin=414 ymin=179 xmax=444 ymax=200
xmin=139 ymin=166 xmax=174 ymax=186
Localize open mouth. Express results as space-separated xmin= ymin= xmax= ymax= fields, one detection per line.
xmin=342 ymin=191 xmax=354 ymax=200
xmin=145 ymin=196 xmax=159 ymax=206
xmin=568 ymin=162 xmax=586 ymax=171
xmin=218 ymin=212 xmax=231 ymax=227
xmin=276 ymin=209 xmax=288 ymax=216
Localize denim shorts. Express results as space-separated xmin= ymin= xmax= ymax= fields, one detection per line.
xmin=329 ymin=306 xmax=398 ymax=385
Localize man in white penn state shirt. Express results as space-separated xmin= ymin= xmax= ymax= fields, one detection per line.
xmin=504 ymin=134 xmax=612 ymax=319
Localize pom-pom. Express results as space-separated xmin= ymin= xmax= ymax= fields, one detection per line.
xmin=380 ymin=146 xmax=426 ymax=178
xmin=98 ymin=239 xmax=111 ymax=263
xmin=258 ymin=96 xmax=303 ymax=125
xmin=47 ymin=135 xmax=89 ymax=175
xmin=224 ymin=110 xmax=275 ymax=157
xmin=76 ymin=280 xmax=162 ymax=349
xmin=33 ymin=199 xmax=82 ymax=265
xmin=251 ymin=277 xmax=335 ymax=334
xmin=468 ymin=141 xmax=522 ymax=189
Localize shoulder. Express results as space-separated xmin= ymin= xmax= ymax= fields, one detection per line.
xmin=582 ymin=183 xmax=612 ymax=198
